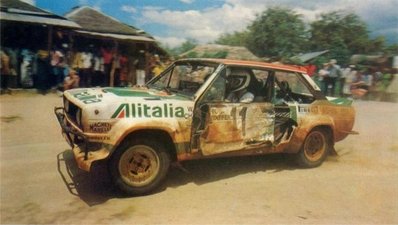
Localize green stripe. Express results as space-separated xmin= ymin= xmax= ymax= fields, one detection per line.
xmin=104 ymin=88 xmax=190 ymax=101
xmin=330 ymin=98 xmax=353 ymax=106
xmin=289 ymin=105 xmax=298 ymax=122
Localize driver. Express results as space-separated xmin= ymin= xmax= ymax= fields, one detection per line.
xmin=226 ymin=73 xmax=254 ymax=103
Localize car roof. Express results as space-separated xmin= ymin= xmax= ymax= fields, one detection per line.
xmin=176 ymin=58 xmax=307 ymax=74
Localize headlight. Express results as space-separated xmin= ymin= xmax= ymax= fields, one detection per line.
xmin=76 ymin=108 xmax=82 ymax=127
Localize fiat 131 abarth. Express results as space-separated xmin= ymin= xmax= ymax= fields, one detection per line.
xmin=55 ymin=58 xmax=356 ymax=195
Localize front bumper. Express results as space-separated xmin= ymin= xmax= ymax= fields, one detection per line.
xmin=54 ymin=107 xmax=110 ymax=171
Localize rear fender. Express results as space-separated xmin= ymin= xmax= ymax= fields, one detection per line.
xmin=284 ymin=114 xmax=334 ymax=153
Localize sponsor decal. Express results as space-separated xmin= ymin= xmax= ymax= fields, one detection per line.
xmin=89 ymin=136 xmax=110 ymax=141
xmin=111 ymin=103 xmax=188 ymax=118
xmin=298 ymin=105 xmax=318 ymax=114
xmin=210 ymin=108 xmax=233 ymax=121
xmin=89 ymin=122 xmax=112 ymax=133
xmin=298 ymin=106 xmax=311 ymax=113
xmin=73 ymin=91 xmax=102 ymax=104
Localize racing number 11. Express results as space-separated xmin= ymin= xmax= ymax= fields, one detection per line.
xmin=230 ymin=106 xmax=248 ymax=137
xmin=239 ymin=107 xmax=248 ymax=136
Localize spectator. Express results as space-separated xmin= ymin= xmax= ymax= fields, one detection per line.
xmin=343 ymin=65 xmax=357 ymax=97
xmin=325 ymin=59 xmax=342 ymax=96
xmin=318 ymin=63 xmax=329 ymax=95
xmin=63 ymin=69 xmax=80 ymax=91
xmin=152 ymin=55 xmax=166 ymax=77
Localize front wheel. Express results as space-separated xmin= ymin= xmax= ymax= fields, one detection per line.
xmin=109 ymin=138 xmax=170 ymax=195
xmin=295 ymin=128 xmax=330 ymax=168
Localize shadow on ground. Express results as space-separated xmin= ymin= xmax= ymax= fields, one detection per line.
xmin=57 ymin=150 xmax=119 ymax=206
xmin=57 ymin=149 xmax=296 ymax=206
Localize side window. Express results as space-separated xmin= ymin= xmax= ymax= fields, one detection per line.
xmin=251 ymin=69 xmax=271 ymax=102
xmin=275 ymin=71 xmax=312 ymax=95
xmin=155 ymin=68 xmax=172 ymax=88
xmin=252 ymin=69 xmax=269 ymax=81
xmin=150 ymin=63 xmax=216 ymax=96
xmin=201 ymin=70 xmax=226 ymax=102
xmin=169 ymin=66 xmax=184 ymax=89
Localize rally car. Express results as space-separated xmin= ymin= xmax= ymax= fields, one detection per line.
xmin=55 ymin=58 xmax=356 ymax=195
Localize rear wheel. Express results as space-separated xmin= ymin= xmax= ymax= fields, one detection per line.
xmin=296 ymin=128 xmax=330 ymax=168
xmin=109 ymin=138 xmax=170 ymax=195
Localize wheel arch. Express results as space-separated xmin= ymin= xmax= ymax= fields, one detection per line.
xmin=111 ymin=129 xmax=178 ymax=162
xmin=285 ymin=121 xmax=335 ymax=154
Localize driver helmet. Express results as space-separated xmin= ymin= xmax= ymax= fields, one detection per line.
xmin=227 ymin=68 xmax=251 ymax=92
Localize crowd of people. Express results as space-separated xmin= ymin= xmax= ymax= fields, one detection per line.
xmin=1 ymin=46 xmax=396 ymax=101
xmin=313 ymin=59 xmax=396 ymax=99
xmin=52 ymin=46 xmax=168 ymax=94
xmin=0 ymin=40 xmax=168 ymax=95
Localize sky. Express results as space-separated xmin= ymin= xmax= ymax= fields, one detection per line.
xmin=24 ymin=0 xmax=398 ymax=48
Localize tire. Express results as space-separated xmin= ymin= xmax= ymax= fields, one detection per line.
xmin=109 ymin=138 xmax=171 ymax=195
xmin=295 ymin=128 xmax=330 ymax=168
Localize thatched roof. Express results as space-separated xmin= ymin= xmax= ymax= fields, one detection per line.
xmin=180 ymin=44 xmax=260 ymax=61
xmin=1 ymin=0 xmax=48 ymax=14
xmin=0 ymin=0 xmax=80 ymax=28
xmin=65 ymin=6 xmax=141 ymax=36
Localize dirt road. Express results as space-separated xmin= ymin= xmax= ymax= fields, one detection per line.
xmin=1 ymin=92 xmax=397 ymax=224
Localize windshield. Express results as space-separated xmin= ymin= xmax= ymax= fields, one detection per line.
xmin=148 ymin=61 xmax=218 ymax=97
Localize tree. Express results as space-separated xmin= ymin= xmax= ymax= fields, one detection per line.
xmin=245 ymin=7 xmax=308 ymax=58
xmin=309 ymin=11 xmax=386 ymax=64
xmin=178 ymin=38 xmax=198 ymax=55
xmin=215 ymin=31 xmax=249 ymax=47
xmin=162 ymin=39 xmax=198 ymax=57
xmin=385 ymin=44 xmax=398 ymax=55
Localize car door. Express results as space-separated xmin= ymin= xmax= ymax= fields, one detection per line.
xmin=192 ymin=67 xmax=275 ymax=156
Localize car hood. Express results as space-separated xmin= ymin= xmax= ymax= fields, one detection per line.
xmin=64 ymin=87 xmax=192 ymax=106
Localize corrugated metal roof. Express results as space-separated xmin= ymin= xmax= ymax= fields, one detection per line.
xmin=293 ymin=50 xmax=329 ymax=63
xmin=74 ymin=30 xmax=155 ymax=42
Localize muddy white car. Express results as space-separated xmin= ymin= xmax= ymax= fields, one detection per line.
xmin=55 ymin=58 xmax=356 ymax=195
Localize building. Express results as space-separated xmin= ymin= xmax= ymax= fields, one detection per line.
xmin=1 ymin=1 xmax=166 ymax=91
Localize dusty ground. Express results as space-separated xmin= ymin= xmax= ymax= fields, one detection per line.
xmin=0 ymin=92 xmax=397 ymax=224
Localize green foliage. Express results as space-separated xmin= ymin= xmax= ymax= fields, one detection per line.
xmin=215 ymin=31 xmax=249 ymax=46
xmin=309 ymin=11 xmax=370 ymax=63
xmin=201 ymin=51 xmax=229 ymax=59
xmin=161 ymin=44 xmax=179 ymax=57
xmin=182 ymin=50 xmax=229 ymax=59
xmin=185 ymin=51 xmax=198 ymax=58
xmin=162 ymin=39 xmax=198 ymax=57
xmin=167 ymin=8 xmax=396 ymax=65
xmin=245 ymin=7 xmax=308 ymax=58
xmin=385 ymin=44 xmax=398 ymax=54
xmin=179 ymin=38 xmax=198 ymax=54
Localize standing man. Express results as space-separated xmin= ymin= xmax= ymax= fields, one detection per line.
xmin=318 ymin=63 xmax=329 ymax=96
xmin=326 ymin=59 xmax=342 ymax=96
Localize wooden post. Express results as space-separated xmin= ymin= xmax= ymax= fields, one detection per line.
xmin=67 ymin=31 xmax=74 ymax=65
xmin=144 ymin=42 xmax=150 ymax=80
xmin=47 ymin=25 xmax=53 ymax=55
xmin=109 ymin=40 xmax=119 ymax=87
